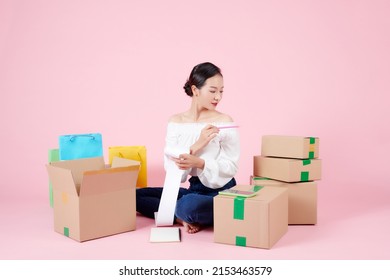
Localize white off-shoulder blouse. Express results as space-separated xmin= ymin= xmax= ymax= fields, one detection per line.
xmin=164 ymin=122 xmax=240 ymax=189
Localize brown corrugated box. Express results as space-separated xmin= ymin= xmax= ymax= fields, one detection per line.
xmin=214 ymin=185 xmax=288 ymax=249
xmin=253 ymin=156 xmax=321 ymax=182
xmin=250 ymin=177 xmax=317 ymax=225
xmin=46 ymin=157 xmax=140 ymax=242
xmin=286 ymin=181 xmax=317 ymax=224
xmin=249 ymin=175 xmax=285 ymax=187
xmin=261 ymin=135 xmax=319 ymax=159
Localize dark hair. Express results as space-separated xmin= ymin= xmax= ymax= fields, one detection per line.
xmin=183 ymin=62 xmax=222 ymax=97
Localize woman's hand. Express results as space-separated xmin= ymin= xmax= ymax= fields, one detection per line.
xmin=173 ymin=153 xmax=205 ymax=170
xmin=190 ymin=124 xmax=219 ymax=155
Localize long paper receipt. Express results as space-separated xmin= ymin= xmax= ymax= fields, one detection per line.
xmin=155 ymin=146 xmax=188 ymax=226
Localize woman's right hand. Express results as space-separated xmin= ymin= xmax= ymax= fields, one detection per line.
xmin=190 ymin=124 xmax=219 ymax=155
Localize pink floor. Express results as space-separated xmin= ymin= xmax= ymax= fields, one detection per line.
xmin=1 ymin=181 xmax=389 ymax=260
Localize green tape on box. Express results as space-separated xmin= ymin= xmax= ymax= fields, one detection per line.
xmin=309 ymin=137 xmax=316 ymax=144
xmin=303 ymin=159 xmax=311 ymax=166
xmin=48 ymin=149 xmax=60 ymax=208
xmin=64 ymin=227 xmax=69 ymax=237
xmin=233 ymin=197 xmax=246 ymax=220
xmin=49 ymin=182 xmax=54 ymax=207
xmin=301 ymin=171 xmax=309 ymax=181
xmin=309 ymin=151 xmax=314 ymax=159
xmin=253 ymin=185 xmax=264 ymax=192
xmin=253 ymin=177 xmax=270 ymax=180
xmin=235 ymin=236 xmax=247 ymax=247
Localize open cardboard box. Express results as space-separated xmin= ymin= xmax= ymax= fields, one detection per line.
xmin=46 ymin=157 xmax=140 ymax=242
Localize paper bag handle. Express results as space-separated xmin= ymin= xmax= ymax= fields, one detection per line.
xmin=69 ymin=134 xmax=96 ymax=142
xmin=118 ymin=151 xmax=142 ymax=161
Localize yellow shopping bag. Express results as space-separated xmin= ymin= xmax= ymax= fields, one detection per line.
xmin=108 ymin=146 xmax=147 ymax=187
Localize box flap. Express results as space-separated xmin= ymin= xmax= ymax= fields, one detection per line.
xmin=111 ymin=157 xmax=141 ymax=168
xmin=80 ymin=166 xmax=139 ymax=197
xmin=46 ymin=164 xmax=78 ymax=196
xmin=49 ymin=157 xmax=105 ymax=185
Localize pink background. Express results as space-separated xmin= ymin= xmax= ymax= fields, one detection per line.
xmin=0 ymin=0 xmax=389 ymax=259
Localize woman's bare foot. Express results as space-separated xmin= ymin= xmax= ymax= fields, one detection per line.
xmin=183 ymin=221 xmax=202 ymax=234
xmin=176 ymin=218 xmax=202 ymax=234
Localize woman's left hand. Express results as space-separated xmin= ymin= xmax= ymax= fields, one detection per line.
xmin=173 ymin=153 xmax=205 ymax=170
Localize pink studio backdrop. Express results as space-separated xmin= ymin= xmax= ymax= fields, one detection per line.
xmin=0 ymin=0 xmax=389 ymax=259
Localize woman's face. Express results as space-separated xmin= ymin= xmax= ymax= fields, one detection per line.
xmin=194 ymin=74 xmax=224 ymax=110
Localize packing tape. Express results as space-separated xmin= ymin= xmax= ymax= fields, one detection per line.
xmin=302 ymin=160 xmax=311 ymax=180
xmin=61 ymin=192 xmax=68 ymax=204
xmin=253 ymin=177 xmax=270 ymax=180
xmin=234 ymin=186 xmax=264 ymax=219
xmin=235 ymin=236 xmax=247 ymax=247
xmin=49 ymin=182 xmax=54 ymax=207
xmin=233 ymin=197 xmax=246 ymax=220
xmin=64 ymin=227 xmax=69 ymax=237
xmin=301 ymin=171 xmax=309 ymax=181
xmin=253 ymin=185 xmax=264 ymax=192
xmin=308 ymin=137 xmax=316 ymax=159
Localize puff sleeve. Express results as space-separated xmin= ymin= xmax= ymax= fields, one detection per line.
xmin=197 ymin=128 xmax=240 ymax=189
xmin=163 ymin=123 xmax=191 ymax=182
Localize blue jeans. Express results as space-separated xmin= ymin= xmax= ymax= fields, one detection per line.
xmin=136 ymin=176 xmax=236 ymax=226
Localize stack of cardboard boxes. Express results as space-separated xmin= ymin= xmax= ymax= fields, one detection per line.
xmin=253 ymin=135 xmax=321 ymax=225
xmin=214 ymin=135 xmax=321 ymax=249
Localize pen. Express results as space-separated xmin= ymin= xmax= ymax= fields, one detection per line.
xmin=216 ymin=125 xmax=239 ymax=129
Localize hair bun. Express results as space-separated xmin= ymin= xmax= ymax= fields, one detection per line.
xmin=183 ymin=81 xmax=193 ymax=97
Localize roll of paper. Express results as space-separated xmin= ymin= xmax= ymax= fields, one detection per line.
xmin=155 ymin=146 xmax=189 ymax=226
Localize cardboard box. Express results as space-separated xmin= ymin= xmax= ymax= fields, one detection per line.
xmin=46 ymin=157 xmax=140 ymax=242
xmin=286 ymin=181 xmax=317 ymax=224
xmin=253 ymin=156 xmax=321 ymax=182
xmin=214 ymin=185 xmax=288 ymax=249
xmin=261 ymin=135 xmax=319 ymax=159
xmin=250 ymin=175 xmax=285 ymax=187
xmin=250 ymin=177 xmax=317 ymax=224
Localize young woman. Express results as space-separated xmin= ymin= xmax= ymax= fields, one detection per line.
xmin=136 ymin=62 xmax=240 ymax=234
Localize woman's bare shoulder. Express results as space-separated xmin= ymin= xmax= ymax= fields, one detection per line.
xmin=215 ymin=112 xmax=234 ymax=122
xmin=168 ymin=113 xmax=184 ymax=123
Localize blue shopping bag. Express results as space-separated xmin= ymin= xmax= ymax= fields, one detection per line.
xmin=59 ymin=133 xmax=103 ymax=160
